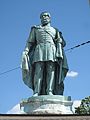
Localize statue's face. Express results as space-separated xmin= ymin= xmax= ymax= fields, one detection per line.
xmin=40 ymin=12 xmax=51 ymax=26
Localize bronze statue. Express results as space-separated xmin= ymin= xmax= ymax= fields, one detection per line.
xmin=21 ymin=11 xmax=69 ymax=96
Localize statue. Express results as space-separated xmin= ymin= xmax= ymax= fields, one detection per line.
xmin=21 ymin=11 xmax=69 ymax=96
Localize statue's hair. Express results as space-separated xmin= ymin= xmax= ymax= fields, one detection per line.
xmin=40 ymin=11 xmax=51 ymax=19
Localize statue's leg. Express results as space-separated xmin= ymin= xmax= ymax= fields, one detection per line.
xmin=46 ymin=61 xmax=55 ymax=95
xmin=33 ymin=62 xmax=44 ymax=96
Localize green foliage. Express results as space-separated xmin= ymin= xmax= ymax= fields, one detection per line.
xmin=75 ymin=96 xmax=90 ymax=114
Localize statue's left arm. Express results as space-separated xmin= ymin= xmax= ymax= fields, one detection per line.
xmin=55 ymin=30 xmax=63 ymax=60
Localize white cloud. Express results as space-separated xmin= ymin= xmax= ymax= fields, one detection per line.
xmin=7 ymin=100 xmax=81 ymax=114
xmin=73 ymin=100 xmax=81 ymax=108
xmin=72 ymin=100 xmax=81 ymax=113
xmin=67 ymin=71 xmax=78 ymax=77
xmin=6 ymin=104 xmax=25 ymax=114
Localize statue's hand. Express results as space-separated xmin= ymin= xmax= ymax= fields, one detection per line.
xmin=21 ymin=51 xmax=29 ymax=70
xmin=22 ymin=51 xmax=29 ymax=63
xmin=22 ymin=51 xmax=27 ymax=63
xmin=22 ymin=50 xmax=28 ymax=57
xmin=56 ymin=57 xmax=62 ymax=62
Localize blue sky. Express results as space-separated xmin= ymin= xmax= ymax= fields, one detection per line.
xmin=0 ymin=0 xmax=90 ymax=113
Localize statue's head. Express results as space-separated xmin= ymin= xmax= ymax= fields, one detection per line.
xmin=40 ymin=11 xmax=51 ymax=26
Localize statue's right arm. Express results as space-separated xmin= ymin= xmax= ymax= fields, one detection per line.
xmin=21 ymin=27 xmax=36 ymax=69
xmin=23 ymin=27 xmax=36 ymax=56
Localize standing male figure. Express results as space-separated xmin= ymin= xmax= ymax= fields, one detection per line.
xmin=21 ymin=12 xmax=69 ymax=96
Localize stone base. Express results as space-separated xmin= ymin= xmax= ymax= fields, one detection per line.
xmin=20 ymin=95 xmax=73 ymax=114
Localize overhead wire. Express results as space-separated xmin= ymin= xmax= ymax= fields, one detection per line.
xmin=0 ymin=66 xmax=20 ymax=76
xmin=0 ymin=40 xmax=90 ymax=76
xmin=65 ymin=40 xmax=90 ymax=52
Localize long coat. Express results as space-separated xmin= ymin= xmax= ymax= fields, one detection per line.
xmin=21 ymin=25 xmax=69 ymax=95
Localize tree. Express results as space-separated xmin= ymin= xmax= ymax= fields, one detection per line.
xmin=75 ymin=96 xmax=90 ymax=114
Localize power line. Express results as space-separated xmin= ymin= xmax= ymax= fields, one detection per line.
xmin=0 ymin=40 xmax=90 ymax=76
xmin=0 ymin=66 xmax=20 ymax=76
xmin=65 ymin=40 xmax=90 ymax=52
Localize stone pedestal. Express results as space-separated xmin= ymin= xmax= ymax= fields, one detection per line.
xmin=20 ymin=95 xmax=73 ymax=114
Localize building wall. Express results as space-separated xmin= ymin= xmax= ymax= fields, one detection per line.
xmin=0 ymin=115 xmax=90 ymax=120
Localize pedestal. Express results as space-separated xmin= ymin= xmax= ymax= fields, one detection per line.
xmin=20 ymin=95 xmax=73 ymax=114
